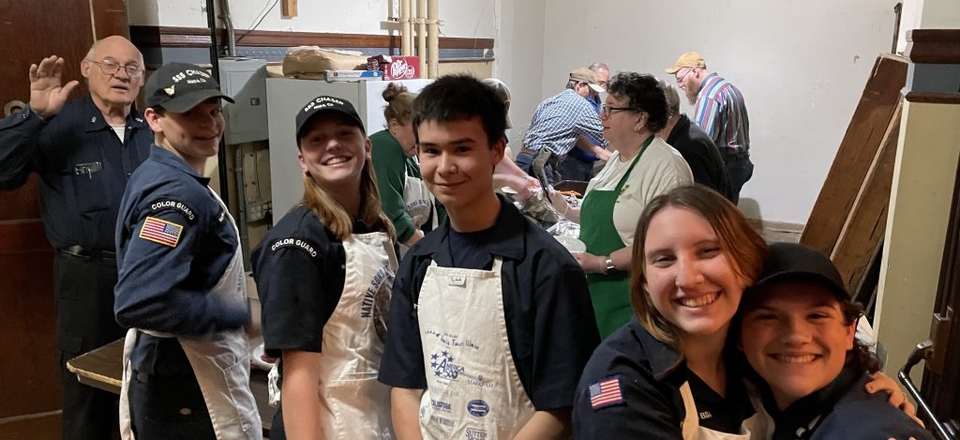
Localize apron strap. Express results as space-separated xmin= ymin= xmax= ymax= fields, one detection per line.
xmin=679 ymin=381 xmax=700 ymax=440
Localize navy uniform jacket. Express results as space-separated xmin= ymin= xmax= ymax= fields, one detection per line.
xmin=665 ymin=114 xmax=732 ymax=200
xmin=758 ymin=366 xmax=932 ymax=440
xmin=0 ymin=97 xmax=151 ymax=249
xmin=573 ymin=318 xmax=754 ymax=439
xmin=378 ymin=196 xmax=601 ymax=410
xmin=252 ymin=205 xmax=374 ymax=358
xmin=114 ymin=146 xmax=248 ymax=375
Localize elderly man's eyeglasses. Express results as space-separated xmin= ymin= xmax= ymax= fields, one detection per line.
xmin=601 ymin=104 xmax=633 ymax=118
xmin=675 ymin=67 xmax=695 ymax=84
xmin=87 ymin=59 xmax=144 ymax=78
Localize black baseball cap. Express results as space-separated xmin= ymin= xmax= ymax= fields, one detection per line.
xmin=145 ymin=62 xmax=234 ymax=113
xmin=750 ymin=242 xmax=850 ymax=301
xmin=294 ymin=95 xmax=366 ymax=143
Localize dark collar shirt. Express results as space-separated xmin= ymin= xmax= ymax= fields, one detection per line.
xmin=0 ymin=96 xmax=151 ymax=249
xmin=252 ymin=205 xmax=375 ymax=358
xmin=757 ymin=366 xmax=932 ymax=440
xmin=573 ymin=318 xmax=755 ymax=439
xmin=114 ymin=146 xmax=247 ymax=375
xmin=378 ymin=195 xmax=600 ymax=410
xmin=666 ymin=114 xmax=733 ymax=200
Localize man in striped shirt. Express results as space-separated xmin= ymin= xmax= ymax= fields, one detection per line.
xmin=666 ymin=51 xmax=754 ymax=204
xmin=516 ymin=68 xmax=610 ymax=184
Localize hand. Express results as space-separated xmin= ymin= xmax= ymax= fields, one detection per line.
xmin=29 ymin=56 xmax=79 ymax=119
xmin=573 ymin=251 xmax=605 ymax=274
xmin=866 ymin=371 xmax=922 ymax=427
xmin=497 ymin=174 xmax=537 ymax=200
xmin=594 ymin=147 xmax=612 ymax=162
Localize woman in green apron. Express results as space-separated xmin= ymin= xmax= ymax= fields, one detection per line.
xmin=551 ymin=72 xmax=693 ymax=338
xmin=371 ymin=83 xmax=445 ymax=254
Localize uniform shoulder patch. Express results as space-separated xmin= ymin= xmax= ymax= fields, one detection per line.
xmin=589 ymin=374 xmax=625 ymax=410
xmin=148 ymin=199 xmax=197 ymax=222
xmin=270 ymin=237 xmax=318 ymax=258
xmin=139 ymin=216 xmax=184 ymax=248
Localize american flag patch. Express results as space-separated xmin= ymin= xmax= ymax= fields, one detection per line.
xmin=139 ymin=216 xmax=183 ymax=248
xmin=589 ymin=375 xmax=624 ymax=409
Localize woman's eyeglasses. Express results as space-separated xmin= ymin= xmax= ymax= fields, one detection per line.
xmin=601 ymin=104 xmax=634 ymax=118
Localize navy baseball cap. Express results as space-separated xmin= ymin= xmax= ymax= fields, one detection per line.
xmin=750 ymin=242 xmax=850 ymax=301
xmin=145 ymin=62 xmax=234 ymax=112
xmin=294 ymin=95 xmax=366 ymax=143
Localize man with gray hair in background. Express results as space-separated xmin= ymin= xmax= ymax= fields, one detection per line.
xmin=658 ymin=79 xmax=732 ymax=200
xmin=587 ymin=62 xmax=609 ymax=109
xmin=0 ymin=36 xmax=152 ymax=440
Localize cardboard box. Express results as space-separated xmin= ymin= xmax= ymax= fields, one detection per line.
xmin=367 ymin=55 xmax=420 ymax=80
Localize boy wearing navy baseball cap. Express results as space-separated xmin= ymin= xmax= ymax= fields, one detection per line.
xmin=737 ymin=243 xmax=930 ymax=440
xmin=114 ymin=62 xmax=262 ymax=440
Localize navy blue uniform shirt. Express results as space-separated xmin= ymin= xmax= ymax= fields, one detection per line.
xmin=756 ymin=366 xmax=932 ymax=440
xmin=573 ymin=318 xmax=754 ymax=439
xmin=115 ymin=146 xmax=247 ymax=375
xmin=378 ymin=195 xmax=600 ymax=410
xmin=0 ymin=97 xmax=151 ymax=249
xmin=252 ymin=205 xmax=377 ymax=358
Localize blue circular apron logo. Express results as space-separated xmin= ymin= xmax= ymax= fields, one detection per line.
xmin=466 ymin=399 xmax=489 ymax=417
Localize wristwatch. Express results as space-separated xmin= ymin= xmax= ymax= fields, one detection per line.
xmin=605 ymin=257 xmax=615 ymax=272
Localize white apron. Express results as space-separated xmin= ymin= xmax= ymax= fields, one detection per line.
xmin=402 ymin=163 xmax=435 ymax=231
xmin=119 ymin=189 xmax=262 ymax=440
xmin=311 ymin=231 xmax=398 ymax=439
xmin=679 ymin=381 xmax=770 ymax=440
xmin=416 ymin=258 xmax=536 ymax=440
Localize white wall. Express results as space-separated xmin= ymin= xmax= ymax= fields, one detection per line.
xmin=514 ymin=0 xmax=896 ymax=224
xmin=128 ymin=0 xmax=496 ymax=38
xmin=493 ymin=0 xmax=547 ymax=147
xmin=919 ymin=0 xmax=960 ymax=28
xmin=130 ymin=0 xmax=900 ymax=225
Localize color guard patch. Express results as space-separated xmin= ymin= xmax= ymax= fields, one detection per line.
xmin=139 ymin=216 xmax=183 ymax=248
xmin=148 ymin=199 xmax=196 ymax=222
xmin=270 ymin=237 xmax=318 ymax=258
xmin=589 ymin=375 xmax=625 ymax=410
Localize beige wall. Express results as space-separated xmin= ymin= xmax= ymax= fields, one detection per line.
xmin=876 ymin=101 xmax=960 ymax=379
xmin=438 ymin=60 xmax=494 ymax=79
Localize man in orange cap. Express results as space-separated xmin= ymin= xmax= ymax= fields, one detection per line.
xmin=667 ymin=51 xmax=753 ymax=204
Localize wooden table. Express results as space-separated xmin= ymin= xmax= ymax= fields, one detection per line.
xmin=67 ymin=339 xmax=275 ymax=436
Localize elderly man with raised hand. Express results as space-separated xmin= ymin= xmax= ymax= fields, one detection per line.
xmin=667 ymin=51 xmax=753 ymax=204
xmin=0 ymin=36 xmax=151 ymax=440
xmin=516 ymin=67 xmax=610 ymax=184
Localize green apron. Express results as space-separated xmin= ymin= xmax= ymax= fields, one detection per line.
xmin=579 ymin=136 xmax=652 ymax=338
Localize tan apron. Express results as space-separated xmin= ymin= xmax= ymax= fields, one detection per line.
xmin=416 ymin=258 xmax=536 ymax=440
xmin=402 ymin=163 xmax=435 ymax=231
xmin=119 ymin=189 xmax=262 ymax=440
xmin=312 ymin=231 xmax=398 ymax=439
xmin=399 ymin=163 xmax=436 ymax=257
xmin=678 ymin=381 xmax=770 ymax=440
